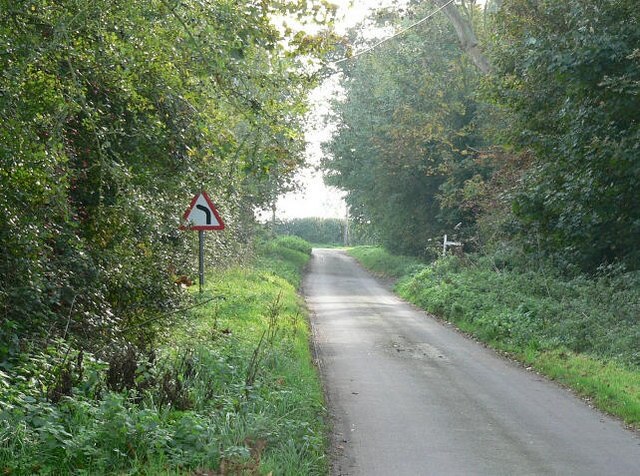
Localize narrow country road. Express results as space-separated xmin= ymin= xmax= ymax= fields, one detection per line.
xmin=304 ymin=249 xmax=640 ymax=475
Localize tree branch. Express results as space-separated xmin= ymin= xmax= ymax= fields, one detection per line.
xmin=433 ymin=0 xmax=491 ymax=74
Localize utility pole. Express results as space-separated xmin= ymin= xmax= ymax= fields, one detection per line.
xmin=344 ymin=206 xmax=350 ymax=246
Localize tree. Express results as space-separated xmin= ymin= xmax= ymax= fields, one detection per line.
xmin=0 ymin=0 xmax=333 ymax=368
xmin=433 ymin=0 xmax=491 ymax=73
xmin=486 ymin=0 xmax=640 ymax=270
xmin=324 ymin=3 xmax=486 ymax=256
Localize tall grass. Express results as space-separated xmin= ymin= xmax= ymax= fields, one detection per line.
xmin=348 ymin=246 xmax=425 ymax=278
xmin=0 ymin=237 xmax=327 ymax=475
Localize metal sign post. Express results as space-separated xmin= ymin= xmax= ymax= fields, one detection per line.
xmin=198 ymin=230 xmax=205 ymax=293
xmin=180 ymin=191 xmax=225 ymax=293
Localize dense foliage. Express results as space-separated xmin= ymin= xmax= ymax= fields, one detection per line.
xmin=487 ymin=0 xmax=640 ymax=270
xmin=325 ymin=0 xmax=640 ymax=272
xmin=0 ymin=3 xmax=335 ymax=472
xmin=324 ymin=2 xmax=489 ymax=256
xmin=275 ymin=217 xmax=345 ymax=244
xmin=1 ymin=237 xmax=326 ymax=474
xmin=0 ymin=0 xmax=333 ymax=379
xmin=400 ymin=255 xmax=640 ymax=368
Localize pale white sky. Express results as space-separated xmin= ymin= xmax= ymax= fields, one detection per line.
xmin=275 ymin=0 xmax=484 ymax=219
xmin=274 ymin=0 xmax=395 ymax=220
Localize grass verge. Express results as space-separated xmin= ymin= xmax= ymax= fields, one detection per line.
xmin=348 ymin=246 xmax=640 ymax=430
xmin=524 ymin=350 xmax=640 ymax=426
xmin=0 ymin=236 xmax=327 ymax=475
xmin=347 ymin=246 xmax=424 ymax=279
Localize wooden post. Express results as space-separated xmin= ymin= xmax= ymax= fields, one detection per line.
xmin=443 ymin=234 xmax=462 ymax=256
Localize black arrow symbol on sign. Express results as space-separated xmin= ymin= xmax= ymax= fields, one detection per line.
xmin=196 ymin=204 xmax=211 ymax=225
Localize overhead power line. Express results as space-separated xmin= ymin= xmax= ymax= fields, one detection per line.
xmin=331 ymin=0 xmax=456 ymax=66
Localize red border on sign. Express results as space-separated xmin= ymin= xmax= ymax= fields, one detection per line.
xmin=179 ymin=191 xmax=225 ymax=230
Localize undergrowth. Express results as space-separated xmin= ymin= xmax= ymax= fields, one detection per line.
xmin=347 ymin=246 xmax=424 ymax=278
xmin=348 ymin=246 xmax=640 ymax=428
xmin=0 ymin=236 xmax=326 ymax=475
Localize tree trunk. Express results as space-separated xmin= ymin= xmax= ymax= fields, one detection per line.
xmin=433 ymin=0 xmax=491 ymax=74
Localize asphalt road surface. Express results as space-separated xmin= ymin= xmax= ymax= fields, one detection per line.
xmin=304 ymin=248 xmax=640 ymax=476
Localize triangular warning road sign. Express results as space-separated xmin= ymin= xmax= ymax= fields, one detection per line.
xmin=180 ymin=191 xmax=225 ymax=230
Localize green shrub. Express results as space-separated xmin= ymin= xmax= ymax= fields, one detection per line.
xmin=275 ymin=218 xmax=344 ymax=245
xmin=0 ymin=237 xmax=326 ymax=475
xmin=397 ymin=255 xmax=640 ymax=368
xmin=271 ymin=235 xmax=313 ymax=256
xmin=256 ymin=236 xmax=312 ymax=288
xmin=348 ymin=246 xmax=426 ymax=279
